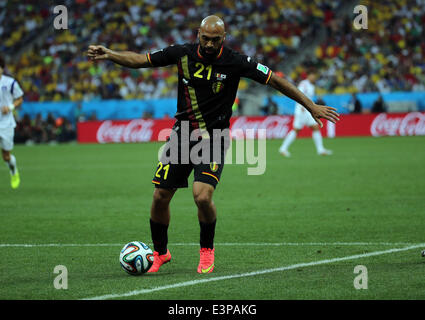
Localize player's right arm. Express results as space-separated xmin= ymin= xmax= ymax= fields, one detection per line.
xmin=1 ymin=79 xmax=24 ymax=115
xmin=87 ymin=45 xmax=152 ymax=68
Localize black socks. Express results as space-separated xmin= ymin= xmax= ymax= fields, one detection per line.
xmin=199 ymin=219 xmax=216 ymax=249
xmin=149 ymin=219 xmax=169 ymax=255
xmin=150 ymin=218 xmax=217 ymax=253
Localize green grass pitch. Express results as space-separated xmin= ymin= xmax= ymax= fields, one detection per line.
xmin=0 ymin=136 xmax=424 ymax=300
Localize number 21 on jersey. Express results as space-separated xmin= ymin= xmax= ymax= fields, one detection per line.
xmin=193 ymin=62 xmax=212 ymax=80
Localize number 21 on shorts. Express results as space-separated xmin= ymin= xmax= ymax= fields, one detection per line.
xmin=155 ymin=162 xmax=170 ymax=180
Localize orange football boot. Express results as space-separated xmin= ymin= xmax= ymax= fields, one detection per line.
xmin=197 ymin=248 xmax=215 ymax=274
xmin=147 ymin=249 xmax=171 ymax=273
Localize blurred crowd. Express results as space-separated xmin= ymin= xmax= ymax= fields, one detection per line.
xmin=0 ymin=0 xmax=51 ymax=56
xmin=14 ymin=112 xmax=76 ymax=145
xmin=292 ymin=0 xmax=425 ymax=95
xmin=3 ymin=0 xmax=340 ymax=102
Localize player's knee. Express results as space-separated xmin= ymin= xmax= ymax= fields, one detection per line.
xmin=193 ymin=191 xmax=213 ymax=209
xmin=152 ymin=188 xmax=174 ymax=206
xmin=2 ymin=150 xmax=10 ymax=162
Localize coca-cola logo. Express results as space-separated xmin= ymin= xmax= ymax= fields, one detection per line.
xmin=230 ymin=116 xmax=292 ymax=139
xmin=96 ymin=119 xmax=154 ymax=143
xmin=371 ymin=112 xmax=425 ymax=137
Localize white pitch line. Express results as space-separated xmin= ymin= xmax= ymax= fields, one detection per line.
xmin=82 ymin=243 xmax=425 ymax=300
xmin=0 ymin=242 xmax=421 ymax=248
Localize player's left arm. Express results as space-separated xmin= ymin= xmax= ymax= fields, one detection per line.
xmin=268 ymin=73 xmax=339 ymax=127
xmin=13 ymin=96 xmax=23 ymax=109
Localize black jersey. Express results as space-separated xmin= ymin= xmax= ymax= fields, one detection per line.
xmin=147 ymin=43 xmax=273 ymax=131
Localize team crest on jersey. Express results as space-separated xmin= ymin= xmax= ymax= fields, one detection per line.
xmin=1 ymin=86 xmax=7 ymax=92
xmin=210 ymin=162 xmax=219 ymax=172
xmin=212 ymin=81 xmax=224 ymax=94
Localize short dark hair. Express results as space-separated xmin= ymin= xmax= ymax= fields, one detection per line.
xmin=0 ymin=55 xmax=5 ymax=69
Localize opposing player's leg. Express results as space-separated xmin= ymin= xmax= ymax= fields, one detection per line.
xmin=280 ymin=110 xmax=303 ymax=157
xmin=1 ymin=128 xmax=20 ymax=189
xmin=309 ymin=124 xmax=332 ymax=156
xmin=279 ymin=129 xmax=299 ymax=157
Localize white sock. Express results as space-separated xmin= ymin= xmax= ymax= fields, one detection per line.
xmin=6 ymin=154 xmax=17 ymax=175
xmin=312 ymin=130 xmax=325 ymax=153
xmin=280 ymin=130 xmax=297 ymax=152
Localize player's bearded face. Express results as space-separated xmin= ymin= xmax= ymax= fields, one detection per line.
xmin=198 ymin=32 xmax=224 ymax=58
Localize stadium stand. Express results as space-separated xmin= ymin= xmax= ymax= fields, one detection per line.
xmin=1 ymin=0 xmax=424 ymax=143
xmin=3 ymin=0 xmax=342 ymax=102
xmin=293 ymin=0 xmax=425 ymax=95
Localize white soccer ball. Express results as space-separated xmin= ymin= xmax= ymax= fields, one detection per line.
xmin=119 ymin=241 xmax=154 ymax=275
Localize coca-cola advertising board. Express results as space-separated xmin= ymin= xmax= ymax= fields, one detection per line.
xmin=77 ymin=112 xmax=425 ymax=143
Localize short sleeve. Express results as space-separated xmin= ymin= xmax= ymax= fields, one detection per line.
xmin=11 ymin=80 xmax=24 ymax=99
xmin=147 ymin=45 xmax=185 ymax=67
xmin=238 ymin=54 xmax=273 ymax=85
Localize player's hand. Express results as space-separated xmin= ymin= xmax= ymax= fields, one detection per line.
xmin=87 ymin=45 xmax=111 ymax=60
xmin=1 ymin=106 xmax=10 ymax=115
xmin=310 ymin=104 xmax=340 ymax=128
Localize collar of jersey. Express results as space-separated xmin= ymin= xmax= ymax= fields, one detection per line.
xmin=197 ymin=45 xmax=224 ymax=60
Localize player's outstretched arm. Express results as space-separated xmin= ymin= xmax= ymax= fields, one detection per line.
xmin=268 ymin=73 xmax=340 ymax=127
xmin=87 ymin=45 xmax=152 ymax=68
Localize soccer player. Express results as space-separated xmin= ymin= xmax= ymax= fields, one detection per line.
xmin=0 ymin=55 xmax=23 ymax=189
xmin=87 ymin=15 xmax=339 ymax=274
xmin=279 ymin=72 xmax=333 ymax=157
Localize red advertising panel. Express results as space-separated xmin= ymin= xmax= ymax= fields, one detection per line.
xmin=77 ymin=119 xmax=175 ymax=143
xmin=77 ymin=112 xmax=425 ymax=143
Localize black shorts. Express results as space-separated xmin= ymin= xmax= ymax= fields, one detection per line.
xmin=152 ymin=125 xmax=230 ymax=189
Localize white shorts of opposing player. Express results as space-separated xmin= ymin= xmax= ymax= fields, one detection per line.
xmin=0 ymin=127 xmax=14 ymax=151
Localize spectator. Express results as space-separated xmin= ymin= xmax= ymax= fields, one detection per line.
xmin=261 ymin=96 xmax=279 ymax=115
xmin=371 ymin=95 xmax=387 ymax=113
xmin=351 ymin=93 xmax=363 ymax=114
xmin=32 ymin=113 xmax=47 ymax=143
xmin=57 ymin=118 xmax=77 ymax=143
xmin=14 ymin=114 xmax=33 ymax=144
xmin=45 ymin=112 xmax=58 ymax=141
